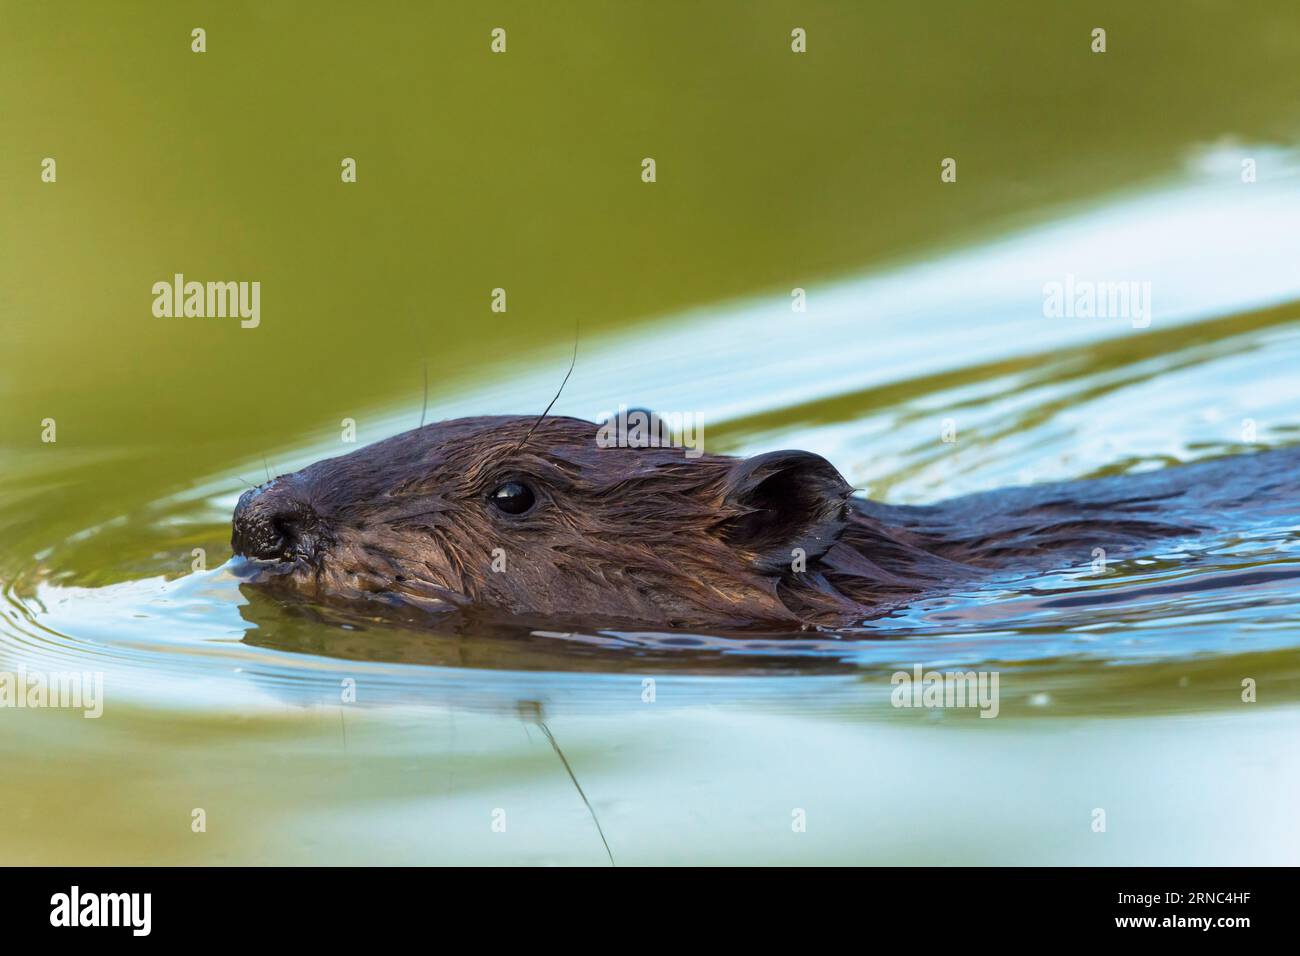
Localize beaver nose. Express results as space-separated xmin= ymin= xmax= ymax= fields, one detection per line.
xmin=231 ymin=483 xmax=318 ymax=561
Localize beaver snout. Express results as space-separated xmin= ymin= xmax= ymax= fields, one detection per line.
xmin=231 ymin=482 xmax=322 ymax=563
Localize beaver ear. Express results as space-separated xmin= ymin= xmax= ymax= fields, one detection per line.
xmin=719 ymin=450 xmax=853 ymax=572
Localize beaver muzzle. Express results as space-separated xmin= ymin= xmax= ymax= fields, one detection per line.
xmin=231 ymin=481 xmax=325 ymax=565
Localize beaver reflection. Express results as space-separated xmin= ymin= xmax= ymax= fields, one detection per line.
xmin=232 ymin=414 xmax=1300 ymax=631
xmin=233 ymin=588 xmax=861 ymax=676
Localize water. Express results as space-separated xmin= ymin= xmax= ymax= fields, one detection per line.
xmin=3 ymin=3 xmax=1300 ymax=864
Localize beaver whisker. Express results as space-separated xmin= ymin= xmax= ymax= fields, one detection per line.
xmin=382 ymin=510 xmax=449 ymax=526
xmin=510 ymin=323 xmax=579 ymax=456
xmin=419 ymin=359 xmax=429 ymax=429
xmin=535 ymin=717 xmax=614 ymax=867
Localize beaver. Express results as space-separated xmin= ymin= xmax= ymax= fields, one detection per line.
xmin=230 ymin=414 xmax=1300 ymax=630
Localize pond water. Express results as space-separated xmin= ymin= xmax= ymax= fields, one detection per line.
xmin=2 ymin=3 xmax=1298 ymax=864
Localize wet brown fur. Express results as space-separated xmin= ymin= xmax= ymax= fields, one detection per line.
xmin=232 ymin=415 xmax=1300 ymax=630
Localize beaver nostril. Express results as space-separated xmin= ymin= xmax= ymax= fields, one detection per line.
xmin=270 ymin=514 xmax=300 ymax=547
xmin=232 ymin=485 xmax=318 ymax=562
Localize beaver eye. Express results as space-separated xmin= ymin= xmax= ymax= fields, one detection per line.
xmin=489 ymin=480 xmax=536 ymax=516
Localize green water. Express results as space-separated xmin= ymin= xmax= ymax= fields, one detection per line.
xmin=2 ymin=2 xmax=1300 ymax=864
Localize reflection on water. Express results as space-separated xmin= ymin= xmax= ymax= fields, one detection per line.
xmin=5 ymin=153 xmax=1300 ymax=863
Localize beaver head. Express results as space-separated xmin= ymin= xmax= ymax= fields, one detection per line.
xmin=230 ymin=415 xmax=870 ymax=629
